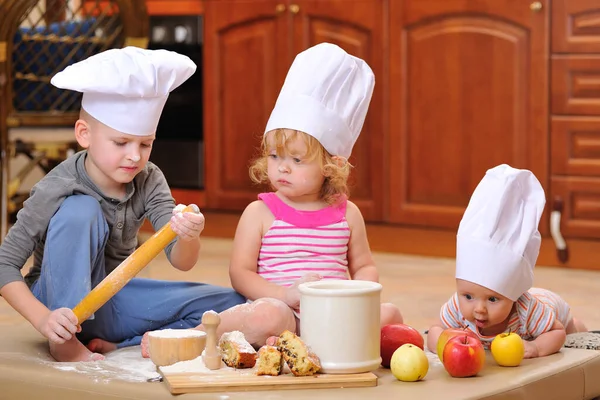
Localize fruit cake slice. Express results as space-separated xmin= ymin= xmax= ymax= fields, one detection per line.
xmin=276 ymin=330 xmax=321 ymax=376
xmin=255 ymin=345 xmax=284 ymax=376
xmin=219 ymin=330 xmax=257 ymax=368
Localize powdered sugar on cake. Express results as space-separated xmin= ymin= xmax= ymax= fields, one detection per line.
xmin=219 ymin=330 xmax=256 ymax=353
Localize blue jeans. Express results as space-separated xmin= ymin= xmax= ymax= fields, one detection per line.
xmin=31 ymin=195 xmax=245 ymax=348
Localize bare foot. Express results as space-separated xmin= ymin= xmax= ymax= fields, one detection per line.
xmin=86 ymin=338 xmax=117 ymax=354
xmin=266 ymin=336 xmax=278 ymax=346
xmin=141 ymin=332 xmax=151 ymax=358
xmin=50 ymin=338 xmax=105 ymax=362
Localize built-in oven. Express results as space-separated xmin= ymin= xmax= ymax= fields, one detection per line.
xmin=147 ymin=15 xmax=204 ymax=189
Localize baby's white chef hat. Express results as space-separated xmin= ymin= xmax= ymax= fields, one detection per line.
xmin=455 ymin=164 xmax=546 ymax=301
xmin=51 ymin=46 xmax=196 ymax=136
xmin=264 ymin=42 xmax=374 ymax=158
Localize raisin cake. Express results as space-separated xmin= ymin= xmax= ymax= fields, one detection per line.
xmin=255 ymin=345 xmax=284 ymax=376
xmin=276 ymin=330 xmax=321 ymax=376
xmin=219 ymin=330 xmax=257 ymax=368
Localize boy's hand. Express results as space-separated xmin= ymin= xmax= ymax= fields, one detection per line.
xmin=170 ymin=204 xmax=205 ymax=241
xmin=38 ymin=308 xmax=80 ymax=344
xmin=283 ymin=273 xmax=322 ymax=311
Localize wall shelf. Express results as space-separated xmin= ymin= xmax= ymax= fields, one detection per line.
xmin=83 ymin=1 xmax=204 ymax=16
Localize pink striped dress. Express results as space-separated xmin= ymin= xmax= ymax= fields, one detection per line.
xmin=257 ymin=193 xmax=350 ymax=288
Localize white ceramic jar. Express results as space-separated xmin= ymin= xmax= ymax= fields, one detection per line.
xmin=298 ymin=280 xmax=382 ymax=374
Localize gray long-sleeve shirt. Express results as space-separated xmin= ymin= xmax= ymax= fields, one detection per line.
xmin=0 ymin=150 xmax=176 ymax=289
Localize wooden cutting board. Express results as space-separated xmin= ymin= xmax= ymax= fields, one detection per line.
xmin=159 ymin=368 xmax=378 ymax=394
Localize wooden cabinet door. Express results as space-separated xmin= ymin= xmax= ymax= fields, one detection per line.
xmin=291 ymin=0 xmax=387 ymax=222
xmin=203 ymin=0 xmax=290 ymax=210
xmin=552 ymin=0 xmax=600 ymax=53
xmin=388 ymin=0 xmax=549 ymax=231
xmin=551 ymin=56 xmax=600 ymax=116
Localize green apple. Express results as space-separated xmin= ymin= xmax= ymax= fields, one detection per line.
xmin=390 ymin=344 xmax=429 ymax=382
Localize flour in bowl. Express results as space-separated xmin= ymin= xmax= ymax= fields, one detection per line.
xmin=148 ymin=329 xmax=206 ymax=339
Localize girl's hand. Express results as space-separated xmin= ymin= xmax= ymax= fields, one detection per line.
xmin=523 ymin=340 xmax=539 ymax=359
xmin=170 ymin=204 xmax=205 ymax=241
xmin=37 ymin=308 xmax=80 ymax=344
xmin=283 ymin=273 xmax=322 ymax=311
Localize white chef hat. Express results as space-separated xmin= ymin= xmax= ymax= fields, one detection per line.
xmin=455 ymin=164 xmax=546 ymax=301
xmin=264 ymin=42 xmax=374 ymax=159
xmin=51 ymin=46 xmax=196 ymax=136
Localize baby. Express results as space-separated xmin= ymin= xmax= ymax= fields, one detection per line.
xmin=427 ymin=164 xmax=587 ymax=358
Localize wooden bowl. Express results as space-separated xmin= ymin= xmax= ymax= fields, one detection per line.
xmin=148 ymin=329 xmax=207 ymax=367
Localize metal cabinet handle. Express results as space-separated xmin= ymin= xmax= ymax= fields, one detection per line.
xmin=550 ymin=197 xmax=569 ymax=263
xmin=530 ymin=2 xmax=542 ymax=12
xmin=275 ymin=4 xmax=286 ymax=13
xmin=289 ymin=4 xmax=300 ymax=14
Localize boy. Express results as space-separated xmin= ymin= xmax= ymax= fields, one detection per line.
xmin=0 ymin=47 xmax=245 ymax=362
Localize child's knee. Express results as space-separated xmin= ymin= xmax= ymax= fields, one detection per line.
xmin=249 ymin=298 xmax=296 ymax=335
xmin=381 ymin=302 xmax=403 ymax=326
xmin=52 ymin=195 xmax=104 ymax=231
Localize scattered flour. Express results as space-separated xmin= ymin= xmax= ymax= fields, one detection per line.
xmin=43 ymin=346 xmax=160 ymax=383
xmin=160 ymin=354 xmax=234 ymax=374
xmin=148 ymin=329 xmax=206 ymax=339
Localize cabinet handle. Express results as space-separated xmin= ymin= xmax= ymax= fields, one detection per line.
xmin=550 ymin=197 xmax=569 ymax=263
xmin=530 ymin=2 xmax=542 ymax=12
xmin=275 ymin=4 xmax=286 ymax=13
xmin=289 ymin=4 xmax=300 ymax=14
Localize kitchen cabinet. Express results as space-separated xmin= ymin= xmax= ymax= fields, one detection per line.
xmin=201 ymin=0 xmax=600 ymax=269
xmin=550 ymin=0 xmax=600 ymax=245
xmin=203 ymin=0 xmax=387 ymax=220
xmin=388 ymin=0 xmax=549 ymax=231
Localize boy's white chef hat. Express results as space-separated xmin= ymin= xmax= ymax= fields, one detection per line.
xmin=264 ymin=42 xmax=374 ymax=158
xmin=455 ymin=164 xmax=546 ymax=301
xmin=51 ymin=46 xmax=196 ymax=136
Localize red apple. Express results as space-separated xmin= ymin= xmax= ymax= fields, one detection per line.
xmin=380 ymin=324 xmax=424 ymax=368
xmin=442 ymin=334 xmax=486 ymax=378
xmin=436 ymin=327 xmax=479 ymax=361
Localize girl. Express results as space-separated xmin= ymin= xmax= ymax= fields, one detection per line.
xmin=225 ymin=42 xmax=403 ymax=341
xmin=228 ymin=127 xmax=403 ymax=335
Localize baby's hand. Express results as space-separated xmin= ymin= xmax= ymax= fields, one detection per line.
xmin=38 ymin=308 xmax=80 ymax=344
xmin=283 ymin=273 xmax=322 ymax=310
xmin=170 ymin=204 xmax=205 ymax=241
xmin=523 ymin=340 xmax=539 ymax=359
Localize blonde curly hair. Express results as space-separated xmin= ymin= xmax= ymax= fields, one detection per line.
xmin=249 ymin=129 xmax=352 ymax=205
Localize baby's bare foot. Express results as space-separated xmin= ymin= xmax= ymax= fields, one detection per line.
xmin=50 ymin=338 xmax=105 ymax=362
xmin=86 ymin=338 xmax=117 ymax=354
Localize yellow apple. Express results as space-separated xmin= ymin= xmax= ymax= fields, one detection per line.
xmin=390 ymin=343 xmax=429 ymax=382
xmin=490 ymin=332 xmax=525 ymax=367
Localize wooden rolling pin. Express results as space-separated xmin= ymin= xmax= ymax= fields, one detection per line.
xmin=72 ymin=204 xmax=199 ymax=324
